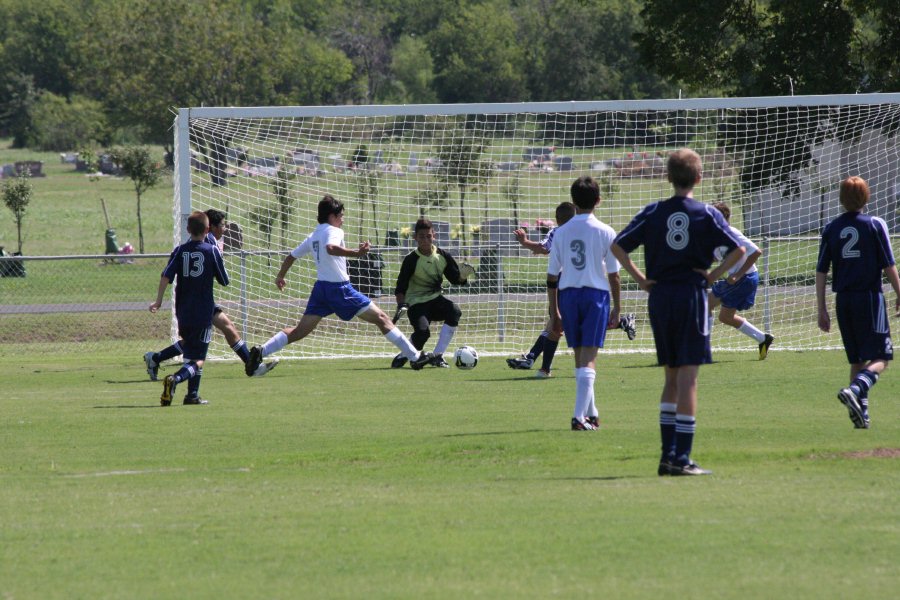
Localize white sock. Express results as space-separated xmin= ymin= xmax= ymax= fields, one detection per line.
xmin=385 ymin=328 xmax=419 ymax=360
xmin=261 ymin=331 xmax=289 ymax=357
xmin=738 ymin=321 xmax=767 ymax=343
xmin=432 ymin=324 xmax=456 ymax=356
xmin=574 ymin=367 xmax=596 ymax=420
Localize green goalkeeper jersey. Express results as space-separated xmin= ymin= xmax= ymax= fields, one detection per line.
xmin=395 ymin=246 xmax=465 ymax=306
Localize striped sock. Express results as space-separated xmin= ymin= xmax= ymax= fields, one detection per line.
xmin=157 ymin=341 xmax=183 ymax=363
xmin=659 ymin=403 xmax=677 ymax=457
xmin=187 ymin=367 xmax=202 ymax=397
xmin=232 ymin=340 xmax=250 ymax=364
xmin=850 ymin=369 xmax=879 ymax=396
xmin=173 ymin=362 xmax=197 ymax=384
xmin=674 ymin=414 xmax=697 ymax=464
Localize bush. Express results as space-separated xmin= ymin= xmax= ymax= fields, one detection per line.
xmin=24 ymin=92 xmax=109 ymax=151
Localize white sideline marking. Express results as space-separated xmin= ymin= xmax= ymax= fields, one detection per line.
xmin=62 ymin=468 xmax=187 ymax=478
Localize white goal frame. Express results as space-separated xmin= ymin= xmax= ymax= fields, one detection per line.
xmin=173 ymin=93 xmax=900 ymax=359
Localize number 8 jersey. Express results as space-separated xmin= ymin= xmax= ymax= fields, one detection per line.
xmin=614 ymin=195 xmax=740 ymax=287
xmin=547 ymin=213 xmax=619 ymax=290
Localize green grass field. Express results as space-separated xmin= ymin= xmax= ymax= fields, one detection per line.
xmin=2 ymin=350 xmax=898 ymax=599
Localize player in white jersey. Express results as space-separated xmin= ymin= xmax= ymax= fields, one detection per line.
xmin=707 ymin=202 xmax=775 ymax=359
xmin=546 ymin=176 xmax=621 ymax=430
xmin=245 ymin=195 xmax=429 ymax=374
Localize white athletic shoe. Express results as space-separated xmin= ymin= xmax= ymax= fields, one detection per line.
xmin=252 ymin=358 xmax=280 ymax=377
xmin=144 ymin=352 xmax=159 ymax=381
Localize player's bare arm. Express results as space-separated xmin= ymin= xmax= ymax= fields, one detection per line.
xmin=149 ymin=276 xmax=170 ymax=313
xmin=607 ymin=271 xmax=621 ymax=328
xmin=702 ymin=246 xmax=745 ymax=285
xmin=727 ymin=248 xmax=762 ymax=285
xmin=327 ymin=241 xmax=369 ymax=257
xmin=815 ymin=271 xmax=830 ymax=332
xmin=884 ymin=264 xmax=900 ymax=315
xmin=275 ymin=255 xmax=297 ymax=291
xmin=514 ymin=228 xmax=549 ymax=255
xmin=611 ymin=243 xmax=654 ymax=291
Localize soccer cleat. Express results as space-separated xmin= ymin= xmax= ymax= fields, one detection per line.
xmin=182 ymin=394 xmax=209 ymax=405
xmin=409 ymin=351 xmax=433 ymax=371
xmin=390 ymin=353 xmax=409 ymax=369
xmin=245 ymin=346 xmax=263 ymax=377
xmin=619 ymin=313 xmax=637 ymax=340
xmin=506 ymin=355 xmax=534 ymax=370
xmin=586 ymin=416 xmax=600 ymax=429
xmin=534 ymin=369 xmax=552 ymax=379
xmin=838 ymin=387 xmax=866 ymax=428
xmin=861 ymin=412 xmax=871 ymax=429
xmin=759 ymin=334 xmax=775 ymax=360
xmin=144 ymin=352 xmax=159 ymax=381
xmin=251 ymin=358 xmax=280 ymax=377
xmin=160 ymin=375 xmax=176 ymax=407
xmin=658 ymin=453 xmax=676 ymax=476
xmin=670 ymin=461 xmax=712 ymax=476
xmin=571 ymin=418 xmax=597 ymax=431
xmin=429 ymin=354 xmax=450 ymax=368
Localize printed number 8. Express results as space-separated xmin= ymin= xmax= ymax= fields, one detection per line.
xmin=666 ymin=212 xmax=689 ymax=250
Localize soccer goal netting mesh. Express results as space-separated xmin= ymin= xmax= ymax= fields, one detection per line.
xmin=173 ymin=95 xmax=900 ymax=360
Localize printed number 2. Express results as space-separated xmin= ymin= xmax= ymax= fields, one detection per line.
xmin=181 ymin=252 xmax=205 ymax=277
xmin=840 ymin=226 xmax=860 ymax=258
xmin=570 ymin=239 xmax=586 ymax=270
xmin=666 ymin=212 xmax=689 ymax=250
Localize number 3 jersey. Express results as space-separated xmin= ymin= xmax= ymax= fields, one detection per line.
xmin=547 ymin=213 xmax=619 ymax=291
xmin=816 ymin=211 xmax=895 ymax=293
xmin=162 ymin=238 xmax=230 ymax=327
xmin=614 ymin=195 xmax=740 ymax=287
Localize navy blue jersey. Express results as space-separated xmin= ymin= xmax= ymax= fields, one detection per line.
xmin=816 ymin=211 xmax=895 ymax=293
xmin=162 ymin=239 xmax=229 ymax=327
xmin=614 ymin=196 xmax=740 ymax=287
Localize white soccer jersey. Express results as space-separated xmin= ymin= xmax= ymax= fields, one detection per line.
xmin=291 ymin=223 xmax=349 ymax=282
xmin=547 ymin=213 xmax=619 ymax=290
xmin=714 ymin=226 xmax=760 ymax=277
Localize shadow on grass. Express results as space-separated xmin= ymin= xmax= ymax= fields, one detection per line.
xmin=92 ymin=404 xmax=164 ymax=409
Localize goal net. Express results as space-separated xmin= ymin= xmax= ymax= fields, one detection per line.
xmin=173 ymin=95 xmax=900 ymax=359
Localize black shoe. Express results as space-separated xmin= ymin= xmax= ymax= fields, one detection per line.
xmin=619 ymin=313 xmax=637 ymax=340
xmin=670 ymin=460 xmax=712 ymax=476
xmin=391 ymin=353 xmax=408 ymax=369
xmin=246 ymin=346 xmax=263 ymax=377
xmin=430 ymin=354 xmax=450 ymax=368
xmin=759 ymin=334 xmax=774 ymax=360
xmin=571 ymin=418 xmax=597 ymax=431
xmin=658 ymin=452 xmax=675 ymax=476
xmin=838 ymin=387 xmax=866 ymax=428
xmin=161 ymin=375 xmax=176 ymax=407
xmin=183 ymin=394 xmax=209 ymax=405
xmin=410 ymin=352 xmax=433 ymax=370
xmin=586 ymin=416 xmax=600 ymax=429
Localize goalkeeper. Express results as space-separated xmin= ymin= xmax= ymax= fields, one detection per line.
xmin=391 ymin=218 xmax=473 ymax=368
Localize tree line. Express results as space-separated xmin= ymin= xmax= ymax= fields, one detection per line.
xmin=1 ymin=0 xmax=897 ymax=155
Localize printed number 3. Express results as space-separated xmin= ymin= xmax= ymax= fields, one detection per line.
xmin=666 ymin=212 xmax=689 ymax=250
xmin=570 ymin=239 xmax=586 ymax=270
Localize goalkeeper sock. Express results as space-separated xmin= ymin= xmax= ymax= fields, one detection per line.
xmin=527 ymin=333 xmax=546 ymax=360
xmin=738 ymin=321 xmax=767 ymax=343
xmin=232 ymin=340 xmax=250 ymax=364
xmin=540 ymin=338 xmax=559 ymax=372
xmin=659 ymin=403 xmax=677 ymax=456
xmin=432 ymin=324 xmax=456 ymax=356
xmin=157 ymin=341 xmax=183 ymax=363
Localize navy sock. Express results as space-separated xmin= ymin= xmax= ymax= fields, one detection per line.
xmin=659 ymin=403 xmax=677 ymax=458
xmin=232 ymin=340 xmax=250 ymax=364
xmin=674 ymin=414 xmax=696 ymax=464
xmin=157 ymin=341 xmax=183 ymax=363
xmin=527 ymin=334 xmax=546 ymax=361
xmin=173 ymin=362 xmax=197 ymax=385
xmin=850 ymin=369 xmax=878 ymax=396
xmin=540 ymin=339 xmax=559 ymax=372
xmin=186 ymin=367 xmax=202 ymax=398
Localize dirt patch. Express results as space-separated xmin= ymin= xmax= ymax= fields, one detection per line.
xmin=841 ymin=448 xmax=900 ymax=459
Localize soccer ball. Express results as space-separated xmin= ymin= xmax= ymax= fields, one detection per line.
xmin=454 ymin=346 xmax=478 ymax=369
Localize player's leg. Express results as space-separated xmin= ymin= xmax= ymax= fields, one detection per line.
xmin=358 ymin=303 xmax=430 ymax=368
xmin=835 ymin=291 xmax=889 ymax=427
xmin=162 ymin=325 xmax=211 ymax=406
xmin=657 ymin=366 xmax=679 ymax=475
xmin=670 ymin=364 xmax=709 ymax=475
xmin=507 ymin=318 xmax=552 ymax=370
xmin=574 ymin=346 xmax=600 ymax=427
xmin=537 ymin=320 xmax=563 ymax=377
xmin=215 ymin=309 xmax=279 ymax=377
xmin=429 ymin=297 xmax=460 ymax=367
xmin=144 ymin=340 xmax=184 ymax=381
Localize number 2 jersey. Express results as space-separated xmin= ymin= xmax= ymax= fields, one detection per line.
xmin=614 ymin=195 xmax=740 ymax=287
xmin=161 ymin=236 xmax=230 ymax=327
xmin=816 ymin=211 xmax=895 ymax=293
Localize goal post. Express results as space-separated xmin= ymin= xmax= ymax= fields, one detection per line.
xmin=173 ymin=94 xmax=900 ymax=359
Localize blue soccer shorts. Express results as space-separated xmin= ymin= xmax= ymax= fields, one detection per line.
xmin=304 ymin=280 xmax=372 ymax=321
xmin=711 ymin=271 xmax=759 ymax=311
xmin=836 ymin=290 xmax=894 ymax=363
xmin=177 ymin=324 xmax=213 ymax=361
xmin=648 ymin=282 xmax=711 ymax=368
xmin=559 ymin=287 xmax=610 ymax=348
